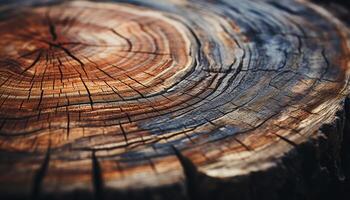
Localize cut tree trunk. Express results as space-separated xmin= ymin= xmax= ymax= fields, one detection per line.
xmin=0 ymin=0 xmax=349 ymax=200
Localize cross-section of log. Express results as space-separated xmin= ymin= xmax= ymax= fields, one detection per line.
xmin=0 ymin=0 xmax=349 ymax=200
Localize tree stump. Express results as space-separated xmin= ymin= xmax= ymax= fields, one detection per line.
xmin=0 ymin=0 xmax=349 ymax=200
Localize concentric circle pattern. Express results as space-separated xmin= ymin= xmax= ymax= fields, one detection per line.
xmin=0 ymin=0 xmax=349 ymax=198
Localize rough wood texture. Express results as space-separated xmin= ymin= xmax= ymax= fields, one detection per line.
xmin=0 ymin=0 xmax=349 ymax=200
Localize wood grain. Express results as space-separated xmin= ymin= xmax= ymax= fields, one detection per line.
xmin=0 ymin=0 xmax=349 ymax=199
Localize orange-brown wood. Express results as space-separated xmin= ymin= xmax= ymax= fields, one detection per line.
xmin=0 ymin=0 xmax=349 ymax=200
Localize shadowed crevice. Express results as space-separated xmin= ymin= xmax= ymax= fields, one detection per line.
xmin=92 ymin=151 xmax=104 ymax=200
xmin=31 ymin=144 xmax=51 ymax=200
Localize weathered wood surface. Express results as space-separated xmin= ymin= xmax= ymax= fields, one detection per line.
xmin=0 ymin=0 xmax=349 ymax=199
